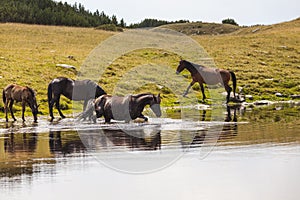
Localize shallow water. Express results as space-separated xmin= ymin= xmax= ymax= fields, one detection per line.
xmin=0 ymin=103 xmax=299 ymax=200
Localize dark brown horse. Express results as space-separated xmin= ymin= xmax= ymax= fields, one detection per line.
xmin=78 ymin=93 xmax=161 ymax=123
xmin=176 ymin=60 xmax=236 ymax=103
xmin=3 ymin=84 xmax=38 ymax=122
xmin=47 ymin=77 xmax=106 ymax=121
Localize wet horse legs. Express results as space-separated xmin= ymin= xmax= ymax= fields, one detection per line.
xmin=224 ymin=84 xmax=233 ymax=103
xmin=22 ymin=101 xmax=26 ymax=121
xmin=49 ymin=94 xmax=65 ymax=121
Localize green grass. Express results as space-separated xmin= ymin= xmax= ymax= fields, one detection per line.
xmin=0 ymin=19 xmax=299 ymax=119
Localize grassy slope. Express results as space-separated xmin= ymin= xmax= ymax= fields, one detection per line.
xmin=0 ymin=19 xmax=299 ymax=118
xmin=0 ymin=23 xmax=112 ymax=116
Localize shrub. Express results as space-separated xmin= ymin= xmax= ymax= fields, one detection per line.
xmin=222 ymin=18 xmax=239 ymax=26
xmin=95 ymin=24 xmax=123 ymax=32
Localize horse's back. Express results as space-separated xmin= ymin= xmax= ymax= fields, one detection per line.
xmin=3 ymin=84 xmax=35 ymax=102
xmin=49 ymin=77 xmax=74 ymax=99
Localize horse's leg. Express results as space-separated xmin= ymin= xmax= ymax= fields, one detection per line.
xmin=224 ymin=84 xmax=232 ymax=103
xmin=9 ymin=100 xmax=16 ymax=121
xmin=55 ymin=95 xmax=66 ymax=119
xmin=4 ymin=99 xmax=9 ymax=122
xmin=183 ymin=81 xmax=195 ymax=97
xmin=199 ymin=83 xmax=206 ymax=101
xmin=49 ymin=96 xmax=56 ymax=122
xmin=22 ymin=101 xmax=26 ymax=121
xmin=104 ymin=117 xmax=111 ymax=123
xmin=83 ymin=99 xmax=88 ymax=111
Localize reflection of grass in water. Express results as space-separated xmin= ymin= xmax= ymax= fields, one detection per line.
xmin=245 ymin=103 xmax=300 ymax=124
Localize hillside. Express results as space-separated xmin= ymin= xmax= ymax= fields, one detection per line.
xmin=194 ymin=18 xmax=300 ymax=99
xmin=0 ymin=18 xmax=299 ymax=118
xmin=162 ymin=22 xmax=240 ymax=35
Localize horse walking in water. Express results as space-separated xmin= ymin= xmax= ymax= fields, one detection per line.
xmin=47 ymin=77 xmax=106 ymax=121
xmin=3 ymin=84 xmax=38 ymax=123
xmin=78 ymin=93 xmax=161 ymax=123
xmin=176 ymin=60 xmax=237 ymax=103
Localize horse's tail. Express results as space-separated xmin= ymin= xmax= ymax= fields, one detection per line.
xmin=230 ymin=71 xmax=237 ymax=97
xmin=47 ymin=82 xmax=53 ymax=105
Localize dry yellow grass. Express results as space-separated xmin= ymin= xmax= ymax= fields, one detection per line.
xmin=0 ymin=19 xmax=299 ymax=118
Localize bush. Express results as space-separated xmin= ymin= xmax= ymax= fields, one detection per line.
xmin=95 ymin=24 xmax=123 ymax=32
xmin=222 ymin=18 xmax=239 ymax=26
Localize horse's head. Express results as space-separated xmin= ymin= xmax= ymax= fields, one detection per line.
xmin=26 ymin=87 xmax=38 ymax=122
xmin=176 ymin=60 xmax=186 ymax=74
xmin=150 ymin=94 xmax=162 ymax=117
xmin=94 ymin=95 xmax=107 ymax=118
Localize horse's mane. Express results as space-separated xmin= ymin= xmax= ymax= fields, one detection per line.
xmin=183 ymin=60 xmax=205 ymax=69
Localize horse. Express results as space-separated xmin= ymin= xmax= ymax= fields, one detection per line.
xmin=78 ymin=93 xmax=161 ymax=123
xmin=47 ymin=77 xmax=106 ymax=121
xmin=176 ymin=60 xmax=237 ymax=103
xmin=2 ymin=84 xmax=38 ymax=123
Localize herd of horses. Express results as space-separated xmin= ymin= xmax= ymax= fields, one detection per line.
xmin=1 ymin=60 xmax=237 ymax=123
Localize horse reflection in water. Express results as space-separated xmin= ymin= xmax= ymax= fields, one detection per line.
xmin=80 ymin=127 xmax=161 ymax=151
xmin=181 ymin=105 xmax=242 ymax=148
xmin=49 ymin=131 xmax=86 ymax=154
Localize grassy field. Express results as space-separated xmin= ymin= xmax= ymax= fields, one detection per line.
xmin=0 ymin=19 xmax=299 ymax=119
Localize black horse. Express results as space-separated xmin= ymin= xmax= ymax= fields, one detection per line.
xmin=77 ymin=93 xmax=161 ymax=123
xmin=47 ymin=77 xmax=106 ymax=121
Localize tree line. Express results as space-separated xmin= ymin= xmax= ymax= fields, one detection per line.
xmin=0 ymin=0 xmax=125 ymax=27
xmin=129 ymin=18 xmax=190 ymax=28
xmin=0 ymin=0 xmax=238 ymax=28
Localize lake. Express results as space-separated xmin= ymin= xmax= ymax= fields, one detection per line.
xmin=0 ymin=102 xmax=299 ymax=200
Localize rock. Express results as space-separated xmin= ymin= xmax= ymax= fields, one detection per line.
xmin=275 ymin=92 xmax=283 ymax=97
xmin=291 ymin=94 xmax=300 ymax=99
xmin=259 ymin=61 xmax=267 ymax=66
xmin=254 ymin=100 xmax=273 ymax=106
xmin=252 ymin=28 xmax=260 ymax=33
xmin=56 ymin=64 xmax=76 ymax=70
xmin=245 ymin=95 xmax=253 ymax=100
xmin=265 ymin=78 xmax=274 ymax=81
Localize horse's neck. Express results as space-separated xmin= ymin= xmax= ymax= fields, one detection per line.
xmin=133 ymin=95 xmax=152 ymax=109
xmin=186 ymin=62 xmax=200 ymax=74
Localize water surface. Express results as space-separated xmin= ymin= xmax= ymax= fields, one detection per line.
xmin=0 ymin=103 xmax=299 ymax=200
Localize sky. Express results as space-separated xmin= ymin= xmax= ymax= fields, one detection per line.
xmin=65 ymin=0 xmax=300 ymax=26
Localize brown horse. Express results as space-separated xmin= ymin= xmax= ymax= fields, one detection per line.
xmin=176 ymin=60 xmax=236 ymax=103
xmin=3 ymin=84 xmax=38 ymax=123
xmin=78 ymin=93 xmax=161 ymax=123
